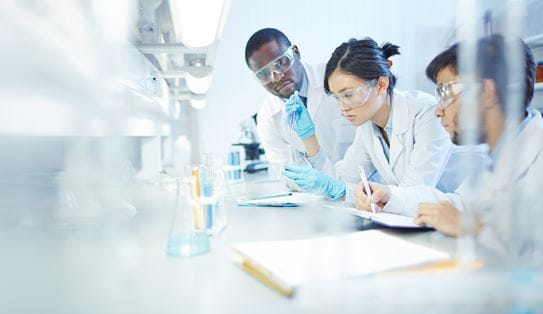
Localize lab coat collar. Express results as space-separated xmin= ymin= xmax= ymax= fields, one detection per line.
xmin=490 ymin=107 xmax=535 ymax=165
xmin=384 ymin=104 xmax=393 ymax=133
xmin=389 ymin=90 xmax=409 ymax=169
xmin=492 ymin=109 xmax=543 ymax=189
xmin=298 ymin=65 xmax=309 ymax=98
xmin=390 ymin=90 xmax=409 ymax=136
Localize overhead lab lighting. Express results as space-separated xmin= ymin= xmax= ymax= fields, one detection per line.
xmin=184 ymin=54 xmax=207 ymax=67
xmin=186 ymin=73 xmax=211 ymax=94
xmin=169 ymin=0 xmax=231 ymax=48
xmin=190 ymin=98 xmax=207 ymax=110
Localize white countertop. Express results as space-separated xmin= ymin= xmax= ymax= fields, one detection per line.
xmin=0 ymin=174 xmax=540 ymax=314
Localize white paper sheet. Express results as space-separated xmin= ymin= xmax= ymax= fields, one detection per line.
xmin=231 ymin=230 xmax=449 ymax=286
xmin=343 ymin=207 xmax=425 ymax=228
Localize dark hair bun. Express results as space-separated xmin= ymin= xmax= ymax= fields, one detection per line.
xmin=324 ymin=37 xmax=400 ymax=95
xmin=381 ymin=42 xmax=400 ymax=59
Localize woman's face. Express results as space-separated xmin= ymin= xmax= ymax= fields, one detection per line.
xmin=327 ymin=69 xmax=384 ymax=126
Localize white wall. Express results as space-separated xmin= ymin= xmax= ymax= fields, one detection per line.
xmin=197 ymin=0 xmax=459 ymax=160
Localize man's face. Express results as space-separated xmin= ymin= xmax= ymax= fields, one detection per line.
xmin=248 ymin=40 xmax=303 ymax=98
xmin=435 ymin=66 xmax=462 ymax=144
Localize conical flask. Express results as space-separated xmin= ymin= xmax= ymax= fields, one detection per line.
xmin=166 ymin=178 xmax=210 ymax=257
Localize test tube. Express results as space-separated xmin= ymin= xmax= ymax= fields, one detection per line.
xmin=193 ymin=154 xmax=228 ymax=236
xmin=199 ymin=163 xmax=214 ymax=230
xmin=190 ymin=167 xmax=205 ymax=229
xmin=225 ymin=146 xmax=244 ymax=181
xmin=289 ymin=90 xmax=299 ymax=135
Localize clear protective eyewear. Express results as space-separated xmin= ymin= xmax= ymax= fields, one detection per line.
xmin=329 ymin=80 xmax=376 ymax=110
xmin=254 ymin=46 xmax=295 ymax=85
xmin=435 ymin=81 xmax=464 ymax=110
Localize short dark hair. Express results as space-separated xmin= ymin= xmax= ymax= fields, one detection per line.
xmin=324 ymin=37 xmax=400 ymax=95
xmin=244 ymin=28 xmax=292 ymax=67
xmin=426 ymin=34 xmax=536 ymax=109
xmin=425 ymin=43 xmax=459 ymax=83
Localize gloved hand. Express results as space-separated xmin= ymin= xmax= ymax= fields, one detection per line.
xmin=285 ymin=92 xmax=315 ymax=140
xmin=282 ymin=165 xmax=346 ymax=200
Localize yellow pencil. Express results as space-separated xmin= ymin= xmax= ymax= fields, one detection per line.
xmin=240 ymin=259 xmax=294 ymax=298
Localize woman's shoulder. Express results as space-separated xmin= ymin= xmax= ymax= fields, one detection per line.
xmin=394 ymin=89 xmax=436 ymax=108
xmin=393 ymin=89 xmax=438 ymax=119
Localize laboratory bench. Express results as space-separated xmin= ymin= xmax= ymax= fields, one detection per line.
xmin=0 ymin=173 xmax=541 ymax=314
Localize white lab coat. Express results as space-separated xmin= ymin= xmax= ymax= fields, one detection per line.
xmin=313 ymin=89 xmax=455 ymax=200
xmin=383 ymin=108 xmax=543 ymax=254
xmin=256 ymin=62 xmax=356 ymax=164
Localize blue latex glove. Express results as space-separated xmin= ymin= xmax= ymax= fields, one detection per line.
xmin=285 ymin=92 xmax=315 ymax=140
xmin=282 ymin=165 xmax=346 ymax=200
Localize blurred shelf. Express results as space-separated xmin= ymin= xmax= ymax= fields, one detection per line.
xmin=1 ymin=1 xmax=229 ymax=137
xmin=535 ymin=83 xmax=543 ymax=92
xmin=2 ymin=35 xmax=174 ymax=136
xmin=162 ymin=67 xmax=212 ymax=78
xmin=526 ymin=33 xmax=543 ymax=48
xmin=0 ymin=99 xmax=172 ymax=136
xmin=137 ymin=43 xmax=208 ymax=54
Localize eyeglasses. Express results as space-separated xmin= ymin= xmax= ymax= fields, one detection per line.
xmin=435 ymin=81 xmax=464 ymax=109
xmin=329 ymin=80 xmax=376 ymax=110
xmin=254 ymin=46 xmax=295 ymax=85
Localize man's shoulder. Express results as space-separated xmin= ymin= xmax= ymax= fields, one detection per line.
xmin=257 ymin=93 xmax=282 ymax=118
xmin=531 ymin=108 xmax=543 ymax=127
xmin=303 ymin=61 xmax=326 ymax=90
xmin=525 ymin=109 xmax=543 ymax=139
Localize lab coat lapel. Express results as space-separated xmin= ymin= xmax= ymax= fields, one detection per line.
xmin=370 ymin=124 xmax=398 ymax=184
xmin=389 ymin=92 xmax=408 ymax=170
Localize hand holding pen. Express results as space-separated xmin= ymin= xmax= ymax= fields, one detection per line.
xmin=354 ymin=183 xmax=392 ymax=214
xmin=358 ymin=166 xmax=377 ymax=213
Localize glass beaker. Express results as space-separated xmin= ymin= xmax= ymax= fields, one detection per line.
xmin=166 ymin=178 xmax=210 ymax=257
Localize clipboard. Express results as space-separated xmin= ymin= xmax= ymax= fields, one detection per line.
xmin=345 ymin=207 xmax=432 ymax=229
xmin=238 ymin=201 xmax=299 ymax=207
xmin=237 ymin=192 xmax=322 ymax=208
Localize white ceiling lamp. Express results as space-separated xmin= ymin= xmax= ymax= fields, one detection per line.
xmin=190 ymin=98 xmax=207 ymax=110
xmin=186 ymin=73 xmax=211 ymax=94
xmin=170 ymin=0 xmax=231 ymax=48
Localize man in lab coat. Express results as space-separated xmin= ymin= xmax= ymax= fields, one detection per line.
xmin=362 ymin=35 xmax=542 ymax=255
xmin=244 ymin=28 xmax=356 ymax=167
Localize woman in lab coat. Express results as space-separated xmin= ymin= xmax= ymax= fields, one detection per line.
xmin=282 ymin=37 xmax=455 ymax=205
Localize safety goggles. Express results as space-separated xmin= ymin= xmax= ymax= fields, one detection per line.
xmin=329 ymin=80 xmax=376 ymax=110
xmin=435 ymin=81 xmax=464 ymax=110
xmin=254 ymin=46 xmax=295 ymax=85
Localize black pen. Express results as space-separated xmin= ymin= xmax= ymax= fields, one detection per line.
xmin=251 ymin=192 xmax=293 ymax=200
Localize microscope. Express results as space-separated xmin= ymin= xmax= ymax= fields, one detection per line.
xmin=232 ymin=114 xmax=267 ymax=173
